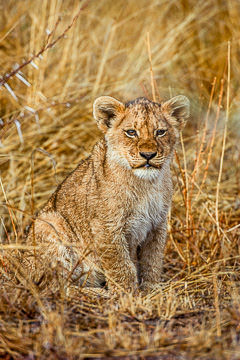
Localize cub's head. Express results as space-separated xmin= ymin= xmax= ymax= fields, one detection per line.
xmin=93 ymin=95 xmax=190 ymax=180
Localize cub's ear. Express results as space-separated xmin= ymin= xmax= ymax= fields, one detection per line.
xmin=93 ymin=96 xmax=125 ymax=133
xmin=162 ymin=95 xmax=190 ymax=129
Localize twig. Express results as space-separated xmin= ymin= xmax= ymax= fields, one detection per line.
xmin=0 ymin=96 xmax=86 ymax=141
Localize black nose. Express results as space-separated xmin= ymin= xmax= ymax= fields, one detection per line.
xmin=139 ymin=152 xmax=157 ymax=160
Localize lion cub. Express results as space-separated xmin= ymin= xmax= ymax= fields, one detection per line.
xmin=25 ymin=95 xmax=189 ymax=293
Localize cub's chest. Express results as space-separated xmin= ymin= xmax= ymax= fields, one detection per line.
xmin=126 ymin=190 xmax=165 ymax=244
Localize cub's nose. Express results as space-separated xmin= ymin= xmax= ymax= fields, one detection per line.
xmin=139 ymin=152 xmax=157 ymax=160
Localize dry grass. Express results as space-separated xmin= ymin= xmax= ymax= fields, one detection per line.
xmin=0 ymin=0 xmax=240 ymax=358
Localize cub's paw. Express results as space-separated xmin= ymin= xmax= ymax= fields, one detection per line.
xmin=140 ymin=281 xmax=163 ymax=295
xmin=107 ymin=262 xmax=138 ymax=294
xmin=108 ymin=280 xmax=138 ymax=296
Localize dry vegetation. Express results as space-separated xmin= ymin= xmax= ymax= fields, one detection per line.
xmin=0 ymin=0 xmax=240 ymax=358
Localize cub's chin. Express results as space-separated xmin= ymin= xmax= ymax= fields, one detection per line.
xmin=133 ymin=166 xmax=161 ymax=180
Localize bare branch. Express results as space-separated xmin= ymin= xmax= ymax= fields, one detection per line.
xmin=0 ymin=1 xmax=89 ymax=87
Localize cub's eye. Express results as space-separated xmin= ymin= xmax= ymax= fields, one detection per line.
xmin=156 ymin=129 xmax=167 ymax=137
xmin=125 ymin=129 xmax=138 ymax=138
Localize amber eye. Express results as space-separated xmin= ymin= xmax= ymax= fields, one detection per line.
xmin=156 ymin=129 xmax=167 ymax=137
xmin=125 ymin=129 xmax=138 ymax=138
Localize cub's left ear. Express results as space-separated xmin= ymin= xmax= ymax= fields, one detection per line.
xmin=93 ymin=96 xmax=125 ymax=133
xmin=162 ymin=95 xmax=190 ymax=129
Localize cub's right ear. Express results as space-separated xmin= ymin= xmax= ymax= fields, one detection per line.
xmin=93 ymin=96 xmax=125 ymax=133
xmin=162 ymin=95 xmax=190 ymax=130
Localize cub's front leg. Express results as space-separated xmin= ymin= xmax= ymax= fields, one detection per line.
xmin=138 ymin=222 xmax=167 ymax=292
xmin=96 ymin=231 xmax=138 ymax=293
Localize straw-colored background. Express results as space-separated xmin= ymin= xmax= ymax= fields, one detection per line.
xmin=0 ymin=0 xmax=240 ymax=358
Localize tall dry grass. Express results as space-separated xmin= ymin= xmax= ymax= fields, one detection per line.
xmin=0 ymin=0 xmax=240 ymax=358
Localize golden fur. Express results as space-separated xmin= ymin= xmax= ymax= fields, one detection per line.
xmin=24 ymin=95 xmax=190 ymax=293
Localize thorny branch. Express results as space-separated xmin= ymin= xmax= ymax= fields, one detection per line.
xmin=0 ymin=1 xmax=89 ymax=87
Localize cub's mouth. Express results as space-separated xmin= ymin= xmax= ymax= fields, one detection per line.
xmin=135 ymin=162 xmax=159 ymax=169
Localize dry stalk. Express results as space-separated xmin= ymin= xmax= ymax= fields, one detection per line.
xmin=190 ymin=77 xmax=216 ymax=204
xmin=1 ymin=217 xmax=11 ymax=243
xmin=0 ymin=178 xmax=18 ymax=242
xmin=30 ymin=151 xmax=36 ymax=264
xmin=92 ymin=24 xmax=116 ymax=97
xmin=197 ymin=78 xmax=225 ymax=199
xmin=213 ymin=265 xmax=221 ymax=337
xmin=180 ymin=132 xmax=190 ymax=270
xmin=215 ymin=41 xmax=231 ymax=235
xmin=146 ymin=32 xmax=156 ymax=102
xmin=174 ymin=150 xmax=187 ymax=205
xmin=139 ymin=81 xmax=151 ymax=99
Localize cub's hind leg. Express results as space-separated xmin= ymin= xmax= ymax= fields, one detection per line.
xmin=23 ymin=211 xmax=99 ymax=290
